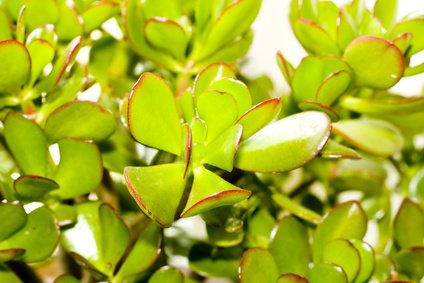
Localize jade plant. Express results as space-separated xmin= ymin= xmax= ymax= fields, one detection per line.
xmin=0 ymin=0 xmax=423 ymax=282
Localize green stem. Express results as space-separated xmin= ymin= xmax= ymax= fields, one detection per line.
xmin=272 ymin=193 xmax=322 ymax=225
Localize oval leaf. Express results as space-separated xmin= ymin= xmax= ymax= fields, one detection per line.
xmin=0 ymin=203 xmax=27 ymax=242
xmin=239 ymin=248 xmax=279 ymax=283
xmin=14 ymin=175 xmax=59 ymax=200
xmin=148 ymin=266 xmax=184 ymax=283
xmin=393 ymin=198 xmax=424 ymax=248
xmin=0 ymin=40 xmax=30 ymax=93
xmin=306 ymin=263 xmax=348 ymax=283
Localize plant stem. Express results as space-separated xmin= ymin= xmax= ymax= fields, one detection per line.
xmin=272 ymin=193 xmax=322 ymax=225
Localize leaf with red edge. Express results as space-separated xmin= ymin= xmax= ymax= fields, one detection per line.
xmin=14 ymin=175 xmax=59 ymax=200
xmin=127 ymin=72 xmax=182 ymax=155
xmin=239 ymin=248 xmax=279 ymax=283
xmin=277 ymin=274 xmax=309 ymax=283
xmin=181 ymin=166 xmax=251 ymax=218
xmin=277 ymin=51 xmax=295 ymax=86
xmin=82 ymin=1 xmax=119 ymax=33
xmin=193 ymin=63 xmax=236 ymax=97
xmin=0 ymin=40 xmax=31 ymax=93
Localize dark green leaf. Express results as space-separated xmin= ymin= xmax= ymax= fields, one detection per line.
xmin=14 ymin=175 xmax=59 ymax=199
xmin=393 ymin=198 xmax=424 ymax=248
xmin=0 ymin=203 xmax=27 ymax=241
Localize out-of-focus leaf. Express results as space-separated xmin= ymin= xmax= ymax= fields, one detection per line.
xmin=332 ymin=119 xmax=403 ymax=157
xmin=193 ymin=63 xmax=236 ymax=97
xmin=124 ymin=164 xmax=186 ymax=227
xmin=395 ymin=247 xmax=424 ymax=280
xmin=393 ymin=198 xmax=424 ymax=248
xmin=56 ymin=1 xmax=83 ymax=41
xmin=319 ymin=139 xmax=361 ymax=159
xmin=82 ymin=1 xmax=119 ymax=33
xmin=14 ymin=175 xmax=59 ymax=199
xmin=0 ymin=206 xmax=59 ymax=263
xmin=181 ymin=166 xmax=250 ymax=218
xmin=44 ymin=101 xmax=117 ymax=142
xmin=4 ymin=112 xmax=48 ymax=176
xmin=0 ymin=40 xmax=30 ymax=93
xmin=0 ymin=203 xmax=27 ymax=241
xmin=145 ymin=18 xmax=187 ymax=60
xmin=409 ymin=169 xmax=424 ymax=202
xmin=276 ymin=274 xmax=309 ymax=283
xmin=236 ymin=98 xmax=282 ymax=140
xmin=322 ymin=239 xmax=360 ymax=282
xmin=374 ymin=0 xmax=397 ymax=29
xmin=27 ymin=39 xmax=55 ymax=86
xmin=344 ymin=36 xmax=404 ymax=89
xmin=313 ymin=201 xmax=367 ymax=262
xmin=236 ymin=111 xmax=331 ymax=172
xmin=210 ymin=78 xmax=252 ymax=116
xmin=52 ymin=139 xmax=103 ymax=199
xmin=277 ymin=51 xmax=295 ymax=85
xmin=351 ymin=240 xmax=375 ymax=283
xmin=239 ymin=248 xmax=279 ymax=283
xmin=128 ymin=73 xmax=181 ymax=155
xmin=54 ymin=275 xmax=80 ymax=283
xmin=148 ymin=266 xmax=184 ymax=283
xmin=390 ymin=19 xmax=424 ymax=55
xmin=269 ymin=216 xmax=310 ymax=276
xmin=392 ymin=32 xmax=411 ymax=54
xmin=0 ymin=265 xmax=21 ymax=283
xmin=306 ymin=263 xmax=348 ymax=283
xmin=25 ymin=0 xmax=59 ymax=30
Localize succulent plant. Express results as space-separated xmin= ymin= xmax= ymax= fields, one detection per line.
xmin=0 ymin=0 xmax=423 ymax=282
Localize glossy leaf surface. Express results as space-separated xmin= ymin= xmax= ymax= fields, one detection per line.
xmin=239 ymin=248 xmax=279 ymax=283
xmin=393 ymin=198 xmax=424 ymax=248
xmin=14 ymin=175 xmax=59 ymax=199
xmin=148 ymin=266 xmax=184 ymax=283
xmin=307 ymin=263 xmax=348 ymax=283
xmin=322 ymin=239 xmax=360 ymax=282
xmin=0 ymin=40 xmax=30 ymax=93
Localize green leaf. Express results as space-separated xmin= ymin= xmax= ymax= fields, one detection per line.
xmin=322 ymin=239 xmax=360 ymax=282
xmin=393 ymin=198 xmax=424 ymax=248
xmin=24 ymin=0 xmax=59 ymax=30
xmin=44 ymin=101 xmax=117 ymax=142
xmin=409 ymin=169 xmax=424 ymax=202
xmin=293 ymin=18 xmax=339 ymax=55
xmin=4 ymin=112 xmax=49 ymax=176
xmin=395 ymin=247 xmax=424 ymax=280
xmin=298 ymin=100 xmax=339 ymax=122
xmin=193 ymin=63 xmax=236 ymax=97
xmin=124 ymin=164 xmax=186 ymax=227
xmin=392 ymin=32 xmax=412 ymax=54
xmin=14 ymin=175 xmax=59 ymax=200
xmin=56 ymin=1 xmax=83 ymax=41
xmin=315 ymin=71 xmax=351 ymax=106
xmin=236 ymin=98 xmax=282 ymax=140
xmin=269 ymin=215 xmax=310 ymax=276
xmin=26 ymin=39 xmax=55 ymax=86
xmin=116 ymin=222 xmax=161 ymax=279
xmin=0 ymin=203 xmax=27 ymax=241
xmin=313 ymin=201 xmax=367 ymax=262
xmin=196 ymin=0 xmax=262 ymax=60
xmin=390 ymin=19 xmax=424 ymax=55
xmin=0 ymin=10 xmax=12 ymax=41
xmin=197 ymin=90 xmax=238 ymax=142
xmin=306 ymin=263 xmax=348 ymax=283
xmin=62 ymin=202 xmax=129 ymax=277
xmin=317 ymin=1 xmax=338 ymax=39
xmin=189 ymin=243 xmax=241 ymax=279
xmin=202 ymin=124 xmax=243 ymax=171
xmin=128 ymin=73 xmax=182 ymax=155
xmin=144 ymin=18 xmax=188 ymax=60
xmin=54 ymin=275 xmax=80 ymax=283
xmin=343 ymin=36 xmax=405 ymax=89
xmin=0 ymin=265 xmax=21 ymax=283
xmin=0 ymin=206 xmax=59 ymax=263
xmin=351 ymin=240 xmax=375 ymax=283
xmin=142 ymin=0 xmax=182 ymax=19
xmin=277 ymin=274 xmax=309 ymax=283
xmin=332 ymin=119 xmax=403 ymax=157
xmin=82 ymin=1 xmax=119 ymax=33
xmin=277 ymin=51 xmax=295 ymax=85
xmin=319 ymin=139 xmax=361 ymax=159
xmin=52 ymin=139 xmax=103 ymax=199
xmin=0 ymin=249 xmax=25 ymax=263
xmin=181 ymin=166 xmax=250 ymax=218
xmin=0 ymin=40 xmax=31 ymax=93
xmin=337 ymin=9 xmax=357 ymax=51
xmin=245 ymin=208 xmax=275 ymax=248
xmin=51 ymin=203 xmax=77 ymax=226
xmin=148 ymin=266 xmax=184 ymax=283
xmin=272 ymin=194 xmax=322 ymax=224
xmin=239 ymin=248 xmax=279 ymax=283
xmin=36 ymin=36 xmax=81 ymax=92
xmin=210 ymin=78 xmax=252 ymax=116
xmin=235 ymin=111 xmax=331 ymax=172
xmin=374 ymin=0 xmax=397 ymax=29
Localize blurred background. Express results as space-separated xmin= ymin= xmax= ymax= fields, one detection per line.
xmin=244 ymin=0 xmax=424 ymax=96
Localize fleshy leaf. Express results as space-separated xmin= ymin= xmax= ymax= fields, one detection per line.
xmin=24 ymin=0 xmax=59 ymax=30
xmin=0 ymin=40 xmax=30 ymax=93
xmin=14 ymin=175 xmax=59 ymax=199
xmin=196 ymin=0 xmax=262 ymax=60
xmin=0 ymin=249 xmax=25 ymax=263
xmin=4 ymin=112 xmax=49 ymax=176
xmin=193 ymin=63 xmax=236 ymax=98
xmin=0 ymin=206 xmax=59 ymax=263
xmin=392 ymin=32 xmax=412 ymax=54
xmin=293 ymin=18 xmax=339 ymax=55
xmin=0 ymin=265 xmax=22 ymax=283
xmin=181 ymin=166 xmax=251 ymax=218
xmin=55 ymin=1 xmax=83 ymax=41
xmin=239 ymin=248 xmax=279 ymax=283
xmin=52 ymin=139 xmax=103 ymax=199
xmin=409 ymin=169 xmax=424 ymax=202
xmin=127 ymin=73 xmax=182 ymax=155
xmin=298 ymin=100 xmax=339 ymax=122
xmin=0 ymin=203 xmax=27 ymax=241
xmin=390 ymin=19 xmax=424 ymax=55
xmin=210 ymin=78 xmax=252 ymax=116
xmin=395 ymin=247 xmax=424 ymax=280
xmin=236 ymin=98 xmax=282 ymax=140
xmin=197 ymin=90 xmax=238 ymax=142
xmin=54 ymin=275 xmax=80 ymax=283
xmin=313 ymin=201 xmax=367 ymax=262
xmin=393 ymin=198 xmax=424 ymax=248
xmin=144 ymin=18 xmax=188 ymax=60
xmin=44 ymin=101 xmax=117 ymax=142
xmin=0 ymin=10 xmax=12 ymax=41
xmin=202 ymin=124 xmax=243 ymax=171
xmin=322 ymin=239 xmax=360 ymax=282
xmin=124 ymin=164 xmax=186 ymax=227
xmin=332 ymin=119 xmax=403 ymax=157
xmin=277 ymin=274 xmax=309 ymax=283
xmin=306 ymin=263 xmax=348 ymax=283
xmin=62 ymin=202 xmax=129 ymax=276
xmin=315 ymin=71 xmax=351 ymax=106
xmin=235 ymin=111 xmax=331 ymax=172
xmin=343 ymin=36 xmax=405 ymax=89
xmin=116 ymin=222 xmax=162 ymax=279
xmin=351 ymin=240 xmax=375 ymax=283
xmin=319 ymin=139 xmax=361 ymax=159
xmin=277 ymin=51 xmax=295 ymax=85
xmin=148 ymin=266 xmax=184 ymax=283
xmin=373 ymin=0 xmax=397 ymax=30
xmin=26 ymin=39 xmax=55 ymax=86
xmin=82 ymin=1 xmax=119 ymax=33
xmin=269 ymin=215 xmax=310 ymax=276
